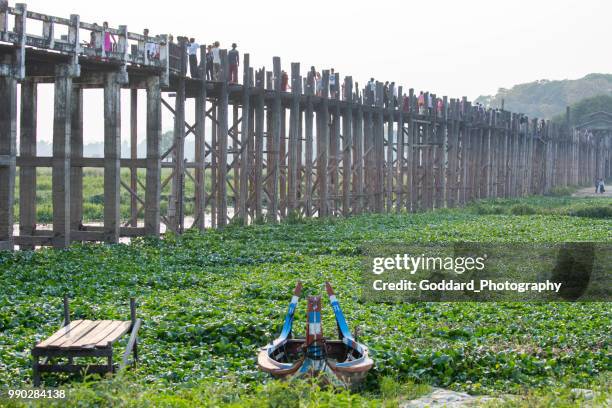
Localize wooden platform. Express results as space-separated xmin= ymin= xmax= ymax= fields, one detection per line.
xmin=31 ymin=297 xmax=141 ymax=386
xmin=34 ymin=320 xmax=132 ymax=350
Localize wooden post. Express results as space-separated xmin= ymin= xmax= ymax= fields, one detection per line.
xmin=239 ymin=54 xmax=251 ymax=224
xmin=288 ymin=62 xmax=300 ymax=214
xmin=0 ymin=73 xmax=16 ymax=250
xmin=63 ymin=295 xmax=70 ymax=326
xmin=342 ymin=77 xmax=353 ymax=216
xmin=129 ymin=88 xmax=138 ymax=227
xmin=396 ymin=86 xmax=404 ymax=211
xmin=304 ymin=71 xmax=314 ymax=217
xmin=144 ymin=76 xmax=161 ymax=237
xmin=374 ymin=82 xmax=384 ymax=213
xmin=19 ymin=79 xmax=37 ymax=249
xmin=194 ymin=47 xmax=207 ymax=230
xmin=254 ymin=69 xmax=265 ymax=221
xmin=407 ymin=89 xmax=415 ymax=212
xmin=210 ymin=102 xmax=218 ymax=228
xmin=170 ymin=37 xmax=187 ymax=232
xmin=447 ymin=99 xmax=458 ymax=207
xmin=267 ymin=57 xmax=282 ymax=222
xmin=441 ymin=96 xmax=449 ymax=207
xmin=353 ymin=92 xmax=364 ymax=214
xmin=103 ymin=72 xmax=122 ymax=243
xmin=232 ymin=104 xmax=240 ymax=220
xmin=52 ymin=64 xmax=73 ymax=249
xmin=317 ymin=70 xmax=330 ymax=217
xmin=385 ymin=83 xmax=395 ymax=212
xmin=364 ymin=90 xmax=374 ymax=212
xmin=216 ymin=49 xmax=229 ymax=226
xmin=329 ymin=76 xmax=340 ymax=215
xmin=279 ymin=107 xmax=287 ymax=219
xmin=129 ymin=297 xmax=137 ymax=361
xmin=69 ymin=85 xmax=83 ymax=236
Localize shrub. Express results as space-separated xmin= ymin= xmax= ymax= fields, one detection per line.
xmin=510 ymin=204 xmax=537 ymax=215
xmin=472 ymin=204 xmax=505 ymax=215
xmin=569 ymin=206 xmax=612 ymax=219
xmin=546 ymin=186 xmax=577 ymax=197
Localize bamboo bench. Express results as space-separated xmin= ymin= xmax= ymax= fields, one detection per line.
xmin=31 ymin=296 xmax=142 ymax=386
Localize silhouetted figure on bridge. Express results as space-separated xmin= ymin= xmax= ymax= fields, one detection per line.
xmin=228 ymin=43 xmax=240 ymax=83
xmin=187 ymin=38 xmax=199 ymax=78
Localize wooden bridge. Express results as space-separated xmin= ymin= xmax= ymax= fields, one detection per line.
xmin=1 ymin=1 xmax=610 ymax=250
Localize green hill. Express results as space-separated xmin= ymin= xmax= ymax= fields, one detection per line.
xmin=552 ymin=94 xmax=612 ymax=126
xmin=475 ymin=73 xmax=612 ymax=119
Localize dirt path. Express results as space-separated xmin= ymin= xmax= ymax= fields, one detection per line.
xmin=572 ymin=185 xmax=612 ymax=198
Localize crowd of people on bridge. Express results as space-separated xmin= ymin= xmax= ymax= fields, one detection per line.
xmin=83 ymin=24 xmax=509 ymax=122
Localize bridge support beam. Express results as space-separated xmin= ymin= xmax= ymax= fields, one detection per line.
xmin=317 ymin=70 xmax=329 ymax=217
xmin=52 ymin=64 xmax=73 ymax=249
xmin=145 ymin=76 xmax=161 ymax=237
xmin=0 ymin=73 xmax=17 ymax=250
xmin=103 ymin=72 xmax=123 ymax=243
xmin=19 ymin=79 xmax=37 ymax=249
xmin=70 ymin=85 xmax=83 ymax=235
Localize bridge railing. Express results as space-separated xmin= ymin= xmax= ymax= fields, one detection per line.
xmin=0 ymin=1 xmax=169 ymax=83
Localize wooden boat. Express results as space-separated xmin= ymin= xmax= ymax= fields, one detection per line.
xmin=257 ymin=282 xmax=373 ymax=387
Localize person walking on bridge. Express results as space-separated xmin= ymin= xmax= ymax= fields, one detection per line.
xmin=228 ymin=43 xmax=240 ymax=83
xmin=102 ymin=21 xmax=116 ymax=55
xmin=205 ymin=45 xmax=213 ymax=81
xmin=315 ymin=72 xmax=322 ymax=96
xmin=212 ymin=41 xmax=221 ymax=81
xmin=187 ymin=38 xmax=200 ymax=78
xmin=329 ymin=68 xmax=337 ymax=98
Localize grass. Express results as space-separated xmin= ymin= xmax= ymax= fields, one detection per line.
xmin=13 ymin=167 xmax=231 ymax=223
xmin=0 ymin=195 xmax=610 ymax=407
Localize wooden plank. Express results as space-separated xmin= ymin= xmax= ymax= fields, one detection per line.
xmin=65 ymin=320 xmax=116 ymax=348
xmin=46 ymin=320 xmax=98 ymax=348
xmin=121 ymin=318 xmax=141 ymax=368
xmin=94 ymin=320 xmax=131 ymax=347
xmin=36 ymin=320 xmax=85 ymax=348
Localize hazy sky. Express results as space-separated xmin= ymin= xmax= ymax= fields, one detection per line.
xmin=15 ymin=0 xmax=612 ymax=144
